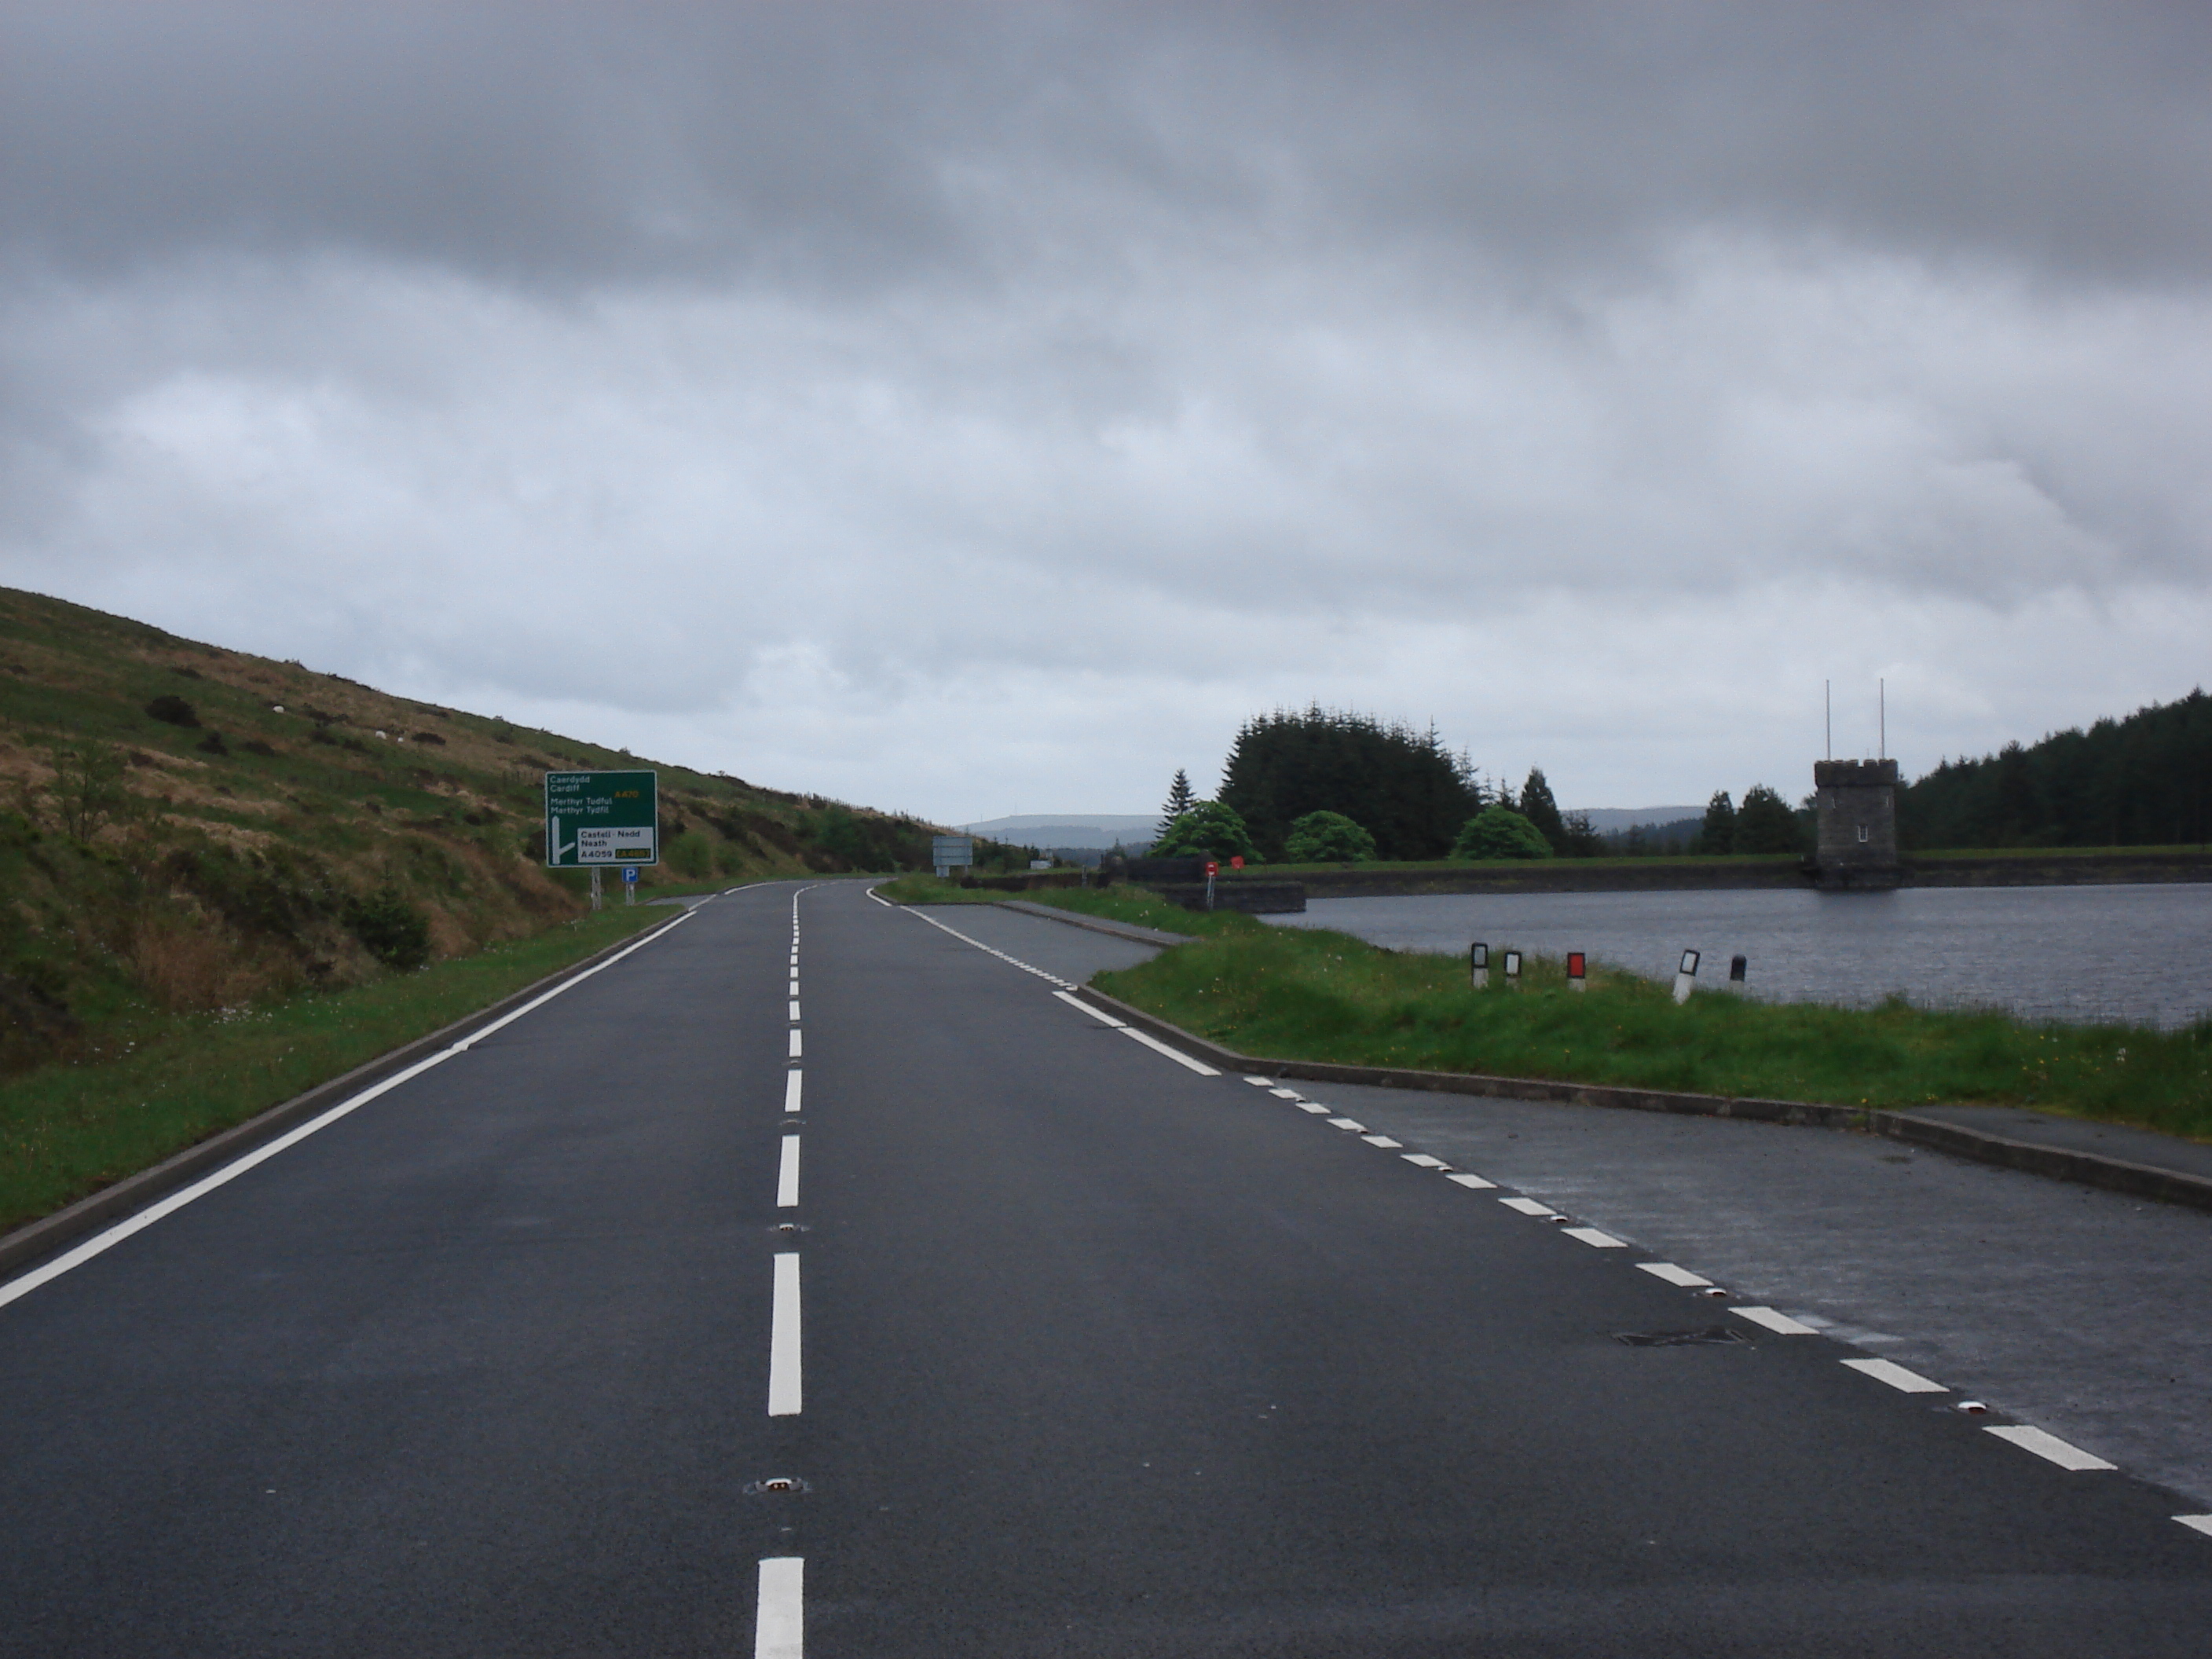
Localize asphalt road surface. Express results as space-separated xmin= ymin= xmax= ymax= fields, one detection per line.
xmin=2 ymin=880 xmax=2208 ymax=1657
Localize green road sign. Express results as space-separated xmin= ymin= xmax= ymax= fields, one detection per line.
xmin=544 ymin=770 xmax=658 ymax=866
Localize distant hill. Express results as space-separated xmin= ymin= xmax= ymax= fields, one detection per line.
xmin=1899 ymin=690 xmax=2212 ymax=849
xmin=961 ymin=813 xmax=1159 ymax=850
xmin=0 ymin=585 xmax=941 ymax=1071
xmin=1568 ymin=806 xmax=1705 ymax=833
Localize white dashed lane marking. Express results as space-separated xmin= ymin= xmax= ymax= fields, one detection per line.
xmin=1843 ymin=1357 xmax=1948 ymax=1393
xmin=1296 ymin=1102 xmax=1333 ymax=1115
xmin=1562 ymin=1227 xmax=1628 ymax=1249
xmin=1445 ymin=1172 xmax=1497 ymax=1189
xmin=783 ymin=1070 xmax=802 ymax=1113
xmin=1401 ymin=1154 xmax=1450 ymax=1170
xmin=1731 ymin=1306 xmax=1821 ymax=1336
xmin=1500 ymin=1197 xmax=1558 ymax=1218
xmin=2175 ymin=1515 xmax=2212 ymax=1538
xmin=788 ymin=1030 xmax=802 ymax=1059
xmin=1361 ymin=1134 xmax=1404 ymax=1148
xmin=777 ymin=1137 xmax=800 ymax=1208
xmin=755 ymin=1556 xmax=804 ymax=1657
xmin=1985 ymin=1425 xmax=2115 ymax=1471
xmin=789 ymin=1000 xmax=801 ymax=1022
xmin=1325 ymin=1118 xmax=1367 ymax=1133
xmin=1638 ymin=1262 xmax=1713 ymax=1287
xmin=768 ymin=1253 xmax=803 ymax=1416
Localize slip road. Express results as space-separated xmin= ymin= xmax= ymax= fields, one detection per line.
xmin=1 ymin=881 xmax=2207 ymax=1657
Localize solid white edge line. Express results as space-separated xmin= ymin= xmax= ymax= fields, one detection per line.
xmin=1053 ymin=989 xmax=1126 ymax=1027
xmin=1445 ymin=1172 xmax=1496 ymax=1189
xmin=1637 ymin=1262 xmax=1712 ymax=1287
xmin=776 ymin=1137 xmax=800 ymax=1207
xmin=768 ymin=1253 xmax=803 ymax=1415
xmin=1117 ymin=1025 xmax=1221 ymax=1075
xmin=0 ymin=910 xmax=698 ymax=1312
xmin=783 ymin=1070 xmax=802 ymax=1113
xmin=895 ymin=905 xmax=1077 ymax=990
xmin=1842 ymin=1357 xmax=1947 ymax=1393
xmin=1562 ymin=1227 xmax=1628 ymax=1248
xmin=1983 ymin=1424 xmax=2115 ymax=1470
xmin=2174 ymin=1514 xmax=2212 ymax=1538
xmin=755 ymin=1556 xmax=804 ymax=1658
xmin=1731 ymin=1306 xmax=1821 ymax=1335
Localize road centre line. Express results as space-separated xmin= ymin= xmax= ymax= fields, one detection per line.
xmin=768 ymin=1253 xmax=803 ymax=1416
xmin=1500 ymin=1197 xmax=1558 ymax=1217
xmin=755 ymin=1556 xmax=804 ymax=1658
xmin=1984 ymin=1424 xmax=2116 ymax=1470
xmin=1731 ymin=1306 xmax=1821 ymax=1335
xmin=789 ymin=1000 xmax=801 ymax=1021
xmin=1401 ymin=1154 xmax=1450 ymax=1169
xmin=1325 ymin=1118 xmax=1367 ymax=1132
xmin=789 ymin=1030 xmax=802 ymax=1059
xmin=1445 ymin=1172 xmax=1497 ymax=1189
xmin=784 ymin=1070 xmax=802 ymax=1113
xmin=1842 ymin=1357 xmax=1947 ymax=1393
xmin=1638 ymin=1262 xmax=1714 ymax=1287
xmin=0 ymin=909 xmax=699 ymax=1313
xmin=1295 ymin=1102 xmax=1334 ymax=1115
xmin=1361 ymin=1134 xmax=1404 ymax=1148
xmin=2176 ymin=1515 xmax=2212 ymax=1538
xmin=777 ymin=1137 xmax=800 ymax=1207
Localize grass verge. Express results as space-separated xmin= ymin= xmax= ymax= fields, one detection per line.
xmin=1 ymin=903 xmax=677 ymax=1232
xmin=1088 ymin=917 xmax=2212 ymax=1142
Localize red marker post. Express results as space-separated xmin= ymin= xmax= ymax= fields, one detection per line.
xmin=1567 ymin=951 xmax=1587 ymax=993
xmin=1204 ymin=859 xmax=1218 ymax=910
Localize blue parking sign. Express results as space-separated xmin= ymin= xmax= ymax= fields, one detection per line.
xmin=622 ymin=866 xmax=639 ymax=884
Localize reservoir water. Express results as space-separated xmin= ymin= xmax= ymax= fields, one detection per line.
xmin=1264 ymin=884 xmax=2212 ymax=1030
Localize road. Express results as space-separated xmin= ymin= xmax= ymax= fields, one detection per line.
xmin=2 ymin=879 xmax=2208 ymax=1656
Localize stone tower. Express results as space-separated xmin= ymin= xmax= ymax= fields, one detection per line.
xmin=1813 ymin=759 xmax=1900 ymax=890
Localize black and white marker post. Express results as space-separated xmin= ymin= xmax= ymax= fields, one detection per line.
xmin=1470 ymin=942 xmax=1489 ymax=991
xmin=1503 ymin=949 xmax=1523 ymax=988
xmin=1673 ymin=948 xmax=1701 ymax=1004
xmin=1567 ymin=951 xmax=1587 ymax=992
xmin=1730 ymin=954 xmax=1748 ymax=988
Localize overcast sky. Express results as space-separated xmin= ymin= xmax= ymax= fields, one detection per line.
xmin=5 ymin=2 xmax=2209 ymax=822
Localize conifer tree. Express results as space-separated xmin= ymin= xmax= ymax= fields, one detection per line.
xmin=1696 ymin=790 xmax=1736 ymax=855
xmin=1158 ymin=768 xmax=1197 ymax=838
xmin=1518 ymin=767 xmax=1566 ymax=851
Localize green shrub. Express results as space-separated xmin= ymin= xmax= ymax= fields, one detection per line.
xmin=1152 ymin=801 xmax=1260 ymax=862
xmin=668 ymin=830 xmax=715 ymax=879
xmin=1283 ymin=809 xmax=1378 ymax=862
xmin=342 ymin=886 xmax=432 ymax=970
xmin=1452 ymin=806 xmax=1555 ymax=860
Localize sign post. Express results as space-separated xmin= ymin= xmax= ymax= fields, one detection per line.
xmin=932 ymin=836 xmax=974 ymax=880
xmin=1204 ymin=859 xmax=1218 ymax=910
xmin=545 ymin=771 xmax=660 ymax=912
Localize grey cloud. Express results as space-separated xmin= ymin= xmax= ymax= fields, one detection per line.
xmin=5 ymin=3 xmax=2212 ymax=294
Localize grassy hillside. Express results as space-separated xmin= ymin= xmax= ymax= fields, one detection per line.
xmin=0 ymin=584 xmax=939 ymax=1079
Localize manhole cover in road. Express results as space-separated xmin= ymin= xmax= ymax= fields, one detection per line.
xmin=1613 ymin=1326 xmax=1752 ymax=1348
